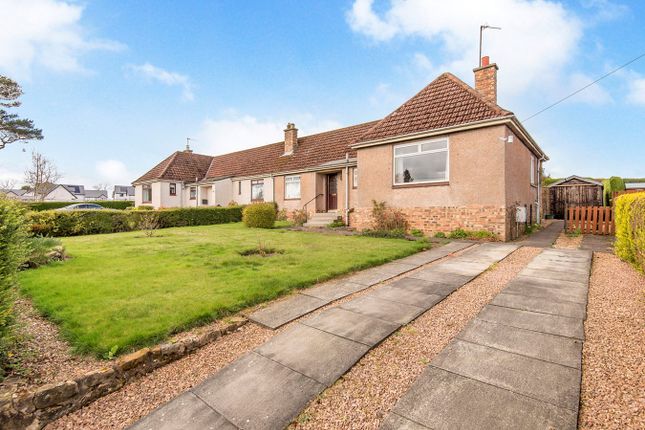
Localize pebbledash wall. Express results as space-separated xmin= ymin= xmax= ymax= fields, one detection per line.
xmin=351 ymin=125 xmax=539 ymax=241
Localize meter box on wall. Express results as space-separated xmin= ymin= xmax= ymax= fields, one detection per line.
xmin=515 ymin=206 xmax=527 ymax=223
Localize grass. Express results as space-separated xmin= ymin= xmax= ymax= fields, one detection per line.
xmin=18 ymin=223 xmax=426 ymax=357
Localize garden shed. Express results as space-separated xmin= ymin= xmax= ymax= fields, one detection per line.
xmin=548 ymin=175 xmax=604 ymax=219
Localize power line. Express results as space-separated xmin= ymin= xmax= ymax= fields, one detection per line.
xmin=522 ymin=52 xmax=645 ymax=122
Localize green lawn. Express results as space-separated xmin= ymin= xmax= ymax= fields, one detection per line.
xmin=19 ymin=223 xmax=426 ymax=357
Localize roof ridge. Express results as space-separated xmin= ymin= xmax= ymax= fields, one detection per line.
xmin=441 ymin=72 xmax=512 ymax=116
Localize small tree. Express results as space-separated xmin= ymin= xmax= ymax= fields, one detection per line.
xmin=24 ymin=151 xmax=60 ymax=201
xmin=0 ymin=76 xmax=43 ymax=150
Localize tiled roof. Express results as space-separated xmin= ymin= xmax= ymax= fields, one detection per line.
xmin=134 ymin=151 xmax=214 ymax=183
xmin=356 ymin=73 xmax=512 ymax=143
xmin=204 ymin=121 xmax=379 ymax=179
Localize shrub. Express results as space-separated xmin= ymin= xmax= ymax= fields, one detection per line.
xmin=447 ymin=228 xmax=469 ymax=239
xmin=448 ymin=228 xmax=497 ymax=240
xmin=434 ymin=232 xmax=447 ymax=238
xmin=276 ymin=208 xmax=288 ymax=221
xmin=136 ymin=212 xmax=161 ymax=237
xmin=26 ymin=200 xmax=134 ymax=211
xmin=27 ymin=206 xmax=244 ymax=237
xmin=291 ymin=209 xmax=308 ymax=226
xmin=370 ymin=200 xmax=409 ymax=234
xmin=410 ymin=228 xmax=424 ymax=237
xmin=614 ymin=192 xmax=645 ymax=271
xmin=603 ymin=176 xmax=625 ymax=206
xmin=23 ymin=236 xmax=65 ymax=268
xmin=134 ymin=205 xmax=154 ymax=211
xmin=242 ymin=203 xmax=277 ymax=229
xmin=328 ymin=219 xmax=346 ymax=228
xmin=361 ymin=228 xmax=406 ymax=239
xmin=0 ymin=197 xmax=30 ymax=379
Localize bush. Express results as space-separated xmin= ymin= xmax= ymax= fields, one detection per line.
xmin=448 ymin=228 xmax=497 ymax=240
xmin=603 ymin=176 xmax=625 ymax=206
xmin=328 ymin=219 xmax=346 ymax=228
xmin=27 ymin=206 xmax=244 ymax=237
xmin=26 ymin=200 xmax=134 ymax=211
xmin=361 ymin=228 xmax=406 ymax=239
xmin=134 ymin=205 xmax=154 ymax=211
xmin=0 ymin=197 xmax=30 ymax=379
xmin=23 ymin=236 xmax=65 ymax=268
xmin=276 ymin=208 xmax=288 ymax=221
xmin=434 ymin=232 xmax=446 ymax=238
xmin=242 ymin=203 xmax=277 ymax=229
xmin=370 ymin=200 xmax=409 ymax=235
xmin=614 ymin=192 xmax=645 ymax=272
xmin=410 ymin=228 xmax=424 ymax=237
xmin=291 ymin=209 xmax=308 ymax=226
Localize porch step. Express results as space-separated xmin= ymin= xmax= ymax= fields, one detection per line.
xmin=304 ymin=212 xmax=341 ymax=227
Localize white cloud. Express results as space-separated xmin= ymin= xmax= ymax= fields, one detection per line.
xmin=0 ymin=0 xmax=124 ymax=79
xmin=347 ymin=0 xmax=585 ymax=95
xmin=564 ymin=72 xmax=613 ymax=105
xmin=627 ymin=77 xmax=645 ymax=105
xmin=125 ymin=63 xmax=194 ymax=101
xmin=96 ymin=159 xmax=131 ymax=185
xmin=197 ymin=112 xmax=342 ymax=155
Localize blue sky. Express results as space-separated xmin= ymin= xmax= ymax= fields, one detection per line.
xmin=1 ymin=0 xmax=644 ymax=189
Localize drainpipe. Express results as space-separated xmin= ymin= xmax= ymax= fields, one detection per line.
xmin=344 ymin=152 xmax=350 ymax=226
xmin=537 ymin=157 xmax=544 ymax=224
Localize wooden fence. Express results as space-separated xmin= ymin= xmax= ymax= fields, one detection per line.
xmin=566 ymin=206 xmax=614 ymax=235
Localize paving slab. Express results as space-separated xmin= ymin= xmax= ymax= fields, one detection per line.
xmin=340 ymin=295 xmax=425 ymax=325
xmin=519 ymin=220 xmax=563 ymax=247
xmin=580 ymin=234 xmax=614 ymax=253
xmin=300 ymin=307 xmax=400 ymax=347
xmin=478 ymin=305 xmax=585 ymax=339
xmin=247 ymin=294 xmax=327 ymax=329
xmin=511 ymin=275 xmax=588 ymax=291
xmin=128 ymin=392 xmax=237 ymax=430
xmin=408 ymin=269 xmax=472 ymax=285
xmin=346 ymin=268 xmax=393 ymax=286
xmin=492 ymin=292 xmax=587 ymax=319
xmin=385 ymin=366 xmax=577 ymax=430
xmin=373 ymin=261 xmax=418 ymax=276
xmin=192 ymin=352 xmax=324 ymax=430
xmin=254 ymin=323 xmax=369 ymax=386
xmin=388 ymin=277 xmax=457 ymax=297
xmin=504 ymin=281 xmax=588 ymax=304
xmin=521 ymin=267 xmax=589 ymax=283
xmin=433 ymin=340 xmax=581 ymax=411
xmin=459 ymin=319 xmax=583 ymax=368
xmin=525 ymin=261 xmax=590 ymax=275
xmin=371 ymin=285 xmax=443 ymax=309
xmin=300 ymin=281 xmax=367 ymax=302
xmin=431 ymin=260 xmax=491 ymax=277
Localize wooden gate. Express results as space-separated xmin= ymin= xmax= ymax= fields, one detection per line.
xmin=566 ymin=206 xmax=614 ymax=235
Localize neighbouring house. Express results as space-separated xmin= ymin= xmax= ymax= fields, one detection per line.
xmin=0 ymin=189 xmax=30 ymax=200
xmin=547 ymin=175 xmax=604 ymax=219
xmin=624 ymin=181 xmax=645 ymax=191
xmin=134 ymin=57 xmax=548 ymax=240
xmin=113 ymin=185 xmax=135 ymax=201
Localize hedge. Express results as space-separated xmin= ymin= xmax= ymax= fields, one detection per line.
xmin=603 ymin=176 xmax=625 ymax=206
xmin=242 ymin=203 xmax=277 ymax=228
xmin=0 ymin=197 xmax=30 ymax=379
xmin=27 ymin=206 xmax=243 ymax=237
xmin=26 ymin=200 xmax=134 ymax=211
xmin=614 ymin=192 xmax=645 ymax=272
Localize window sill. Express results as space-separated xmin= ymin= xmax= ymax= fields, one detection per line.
xmin=284 ymin=198 xmax=301 ymax=201
xmin=392 ymin=181 xmax=449 ymax=189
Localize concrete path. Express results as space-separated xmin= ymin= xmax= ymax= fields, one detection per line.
xmin=381 ymin=248 xmax=592 ymax=430
xmin=129 ymin=243 xmax=518 ymax=430
xmin=248 ymin=241 xmax=473 ymax=329
xmin=519 ymin=219 xmax=563 ymax=247
xmin=580 ymin=234 xmax=614 ymax=253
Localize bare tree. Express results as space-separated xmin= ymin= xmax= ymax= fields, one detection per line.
xmin=0 ymin=179 xmax=16 ymax=190
xmin=24 ymin=151 xmax=60 ymax=201
xmin=93 ymin=183 xmax=108 ymax=191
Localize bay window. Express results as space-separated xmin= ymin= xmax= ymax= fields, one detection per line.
xmin=251 ymin=179 xmax=264 ymax=201
xmin=285 ymin=175 xmax=301 ymax=199
xmin=393 ymin=138 xmax=448 ymax=185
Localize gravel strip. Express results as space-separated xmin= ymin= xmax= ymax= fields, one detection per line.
xmin=290 ymin=246 xmax=541 ymax=430
xmin=578 ymin=253 xmax=645 ymax=429
xmin=553 ymin=231 xmax=583 ymax=249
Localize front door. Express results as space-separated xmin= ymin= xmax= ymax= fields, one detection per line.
xmin=326 ymin=174 xmax=338 ymax=211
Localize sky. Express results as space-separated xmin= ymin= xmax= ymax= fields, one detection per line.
xmin=0 ymin=0 xmax=644 ymax=191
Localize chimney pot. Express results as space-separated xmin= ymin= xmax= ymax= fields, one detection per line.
xmin=473 ymin=57 xmax=498 ymax=105
xmin=284 ymin=123 xmax=298 ymax=154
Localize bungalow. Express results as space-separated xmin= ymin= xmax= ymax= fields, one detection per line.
xmin=113 ymin=185 xmax=135 ymax=201
xmin=133 ymin=57 xmax=548 ymax=241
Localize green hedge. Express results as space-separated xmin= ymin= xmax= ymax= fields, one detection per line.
xmin=0 ymin=197 xmax=30 ymax=379
xmin=603 ymin=176 xmax=625 ymax=206
xmin=28 ymin=206 xmax=243 ymax=237
xmin=614 ymin=192 xmax=645 ymax=272
xmin=26 ymin=200 xmax=134 ymax=211
xmin=242 ymin=203 xmax=277 ymax=228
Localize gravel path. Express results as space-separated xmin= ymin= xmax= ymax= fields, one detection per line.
xmin=578 ymin=253 xmax=645 ymax=429
xmin=290 ymin=246 xmax=541 ymax=430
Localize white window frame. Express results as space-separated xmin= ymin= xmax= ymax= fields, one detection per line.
xmin=251 ymin=179 xmax=264 ymax=202
xmin=284 ymin=175 xmax=301 ymax=199
xmin=530 ymin=155 xmax=536 ymax=185
xmin=392 ymin=137 xmax=450 ymax=186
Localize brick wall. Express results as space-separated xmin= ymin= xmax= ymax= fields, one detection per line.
xmin=350 ymin=205 xmax=509 ymax=240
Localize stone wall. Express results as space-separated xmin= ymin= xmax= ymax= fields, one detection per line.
xmin=350 ymin=205 xmax=508 ymax=240
xmin=0 ymin=317 xmax=247 ymax=430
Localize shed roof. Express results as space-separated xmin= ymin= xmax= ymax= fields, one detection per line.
xmin=548 ymin=175 xmax=603 ymax=187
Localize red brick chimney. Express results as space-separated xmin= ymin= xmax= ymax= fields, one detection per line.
xmin=473 ymin=56 xmax=498 ymax=104
xmin=284 ymin=123 xmax=298 ymax=154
